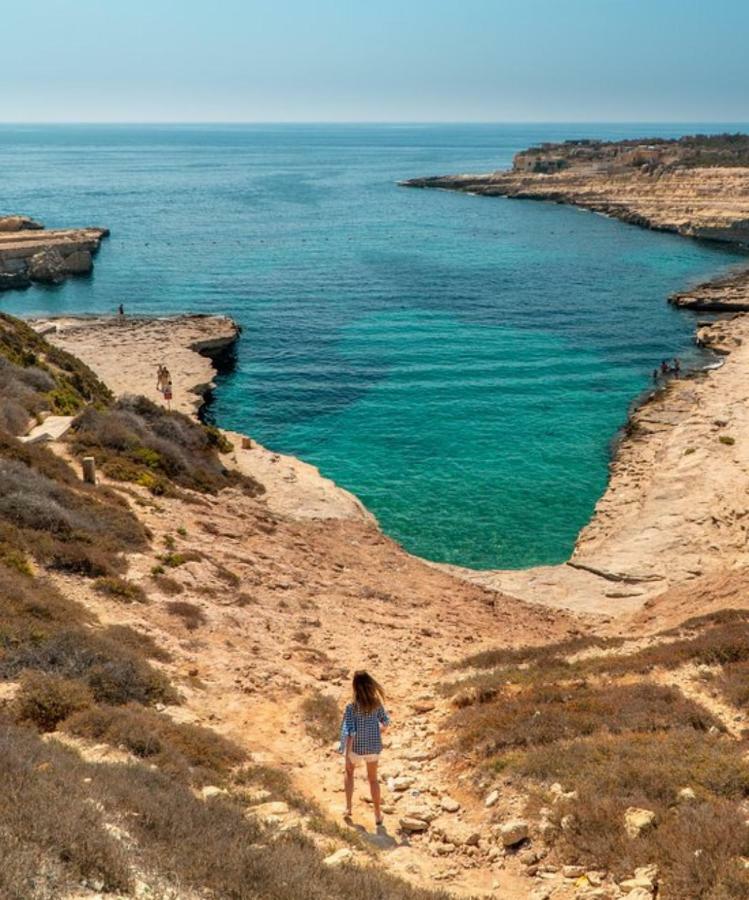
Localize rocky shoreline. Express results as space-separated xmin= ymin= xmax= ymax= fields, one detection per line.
xmin=406 ymin=148 xmax=749 ymax=617
xmin=0 ymin=214 xmax=109 ymax=290
xmin=30 ymin=314 xmax=239 ymax=417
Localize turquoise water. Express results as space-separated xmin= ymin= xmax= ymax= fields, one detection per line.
xmin=0 ymin=124 xmax=746 ymax=568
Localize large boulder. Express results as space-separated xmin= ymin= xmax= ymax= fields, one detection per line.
xmin=27 ymin=248 xmax=66 ymax=283
xmin=624 ymin=807 xmax=657 ymax=839
xmin=497 ymin=819 xmax=529 ymax=847
xmin=0 ymin=215 xmax=43 ymax=232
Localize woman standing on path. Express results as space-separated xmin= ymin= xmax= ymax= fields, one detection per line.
xmin=339 ymin=671 xmax=390 ymax=827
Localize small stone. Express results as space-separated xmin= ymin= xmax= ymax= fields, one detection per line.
xmin=485 ymin=789 xmax=500 ymax=808
xmin=323 ymin=848 xmax=353 ymax=867
xmin=498 ymin=819 xmax=529 ymax=847
xmin=433 ymin=842 xmax=455 ymax=856
xmin=677 ymin=786 xmax=697 ymax=803
xmin=400 ymin=816 xmax=429 ymax=833
xmin=563 ymin=864 xmax=585 ymax=878
xmin=624 ymin=807 xmax=657 ymax=839
xmin=201 ymin=785 xmax=228 ymax=800
xmin=440 ymin=796 xmax=461 ymax=813
xmin=392 ymin=776 xmax=416 ymax=792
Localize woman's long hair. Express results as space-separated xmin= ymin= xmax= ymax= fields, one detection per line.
xmin=352 ymin=671 xmax=385 ymax=714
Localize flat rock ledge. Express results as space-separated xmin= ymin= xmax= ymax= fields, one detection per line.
xmin=670 ymin=265 xmax=749 ymax=312
xmin=30 ymin=314 xmax=239 ymax=417
xmin=0 ymin=214 xmax=109 ymax=291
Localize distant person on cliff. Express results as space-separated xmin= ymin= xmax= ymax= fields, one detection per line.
xmin=673 ymin=357 xmax=681 ymax=377
xmin=163 ymin=375 xmax=173 ymax=411
xmin=117 ymin=303 xmax=125 ymax=322
xmin=156 ymin=364 xmax=168 ymax=393
xmin=660 ymin=359 xmax=670 ymax=376
xmin=339 ymin=671 xmax=390 ymax=828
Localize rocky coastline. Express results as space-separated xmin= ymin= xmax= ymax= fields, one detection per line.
xmin=0 ymin=214 xmax=109 ymax=290
xmin=405 ymin=142 xmax=749 ymax=617
xmin=29 ymin=314 xmax=239 ymax=417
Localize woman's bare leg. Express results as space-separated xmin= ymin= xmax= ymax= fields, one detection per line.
xmin=366 ymin=760 xmax=382 ymax=823
xmin=344 ymin=758 xmax=354 ymax=815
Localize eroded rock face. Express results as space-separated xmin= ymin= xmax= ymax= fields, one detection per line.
xmin=402 ymin=164 xmax=749 ymax=247
xmin=28 ymin=248 xmax=67 ymax=283
xmin=0 ymin=216 xmax=108 ymax=291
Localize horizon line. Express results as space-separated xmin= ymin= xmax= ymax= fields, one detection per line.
xmin=1 ymin=120 xmax=748 ymax=127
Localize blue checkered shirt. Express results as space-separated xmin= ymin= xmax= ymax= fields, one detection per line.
xmin=339 ymin=703 xmax=390 ymax=755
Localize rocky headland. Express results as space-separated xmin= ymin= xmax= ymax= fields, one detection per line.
xmin=0 ymin=214 xmax=108 ymax=290
xmin=402 ymin=134 xmax=749 ymax=247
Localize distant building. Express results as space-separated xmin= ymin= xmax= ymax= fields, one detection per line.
xmin=513 ymin=152 xmax=568 ymax=174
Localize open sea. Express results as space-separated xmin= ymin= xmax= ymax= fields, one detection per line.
xmin=1 ymin=123 xmax=746 ymax=569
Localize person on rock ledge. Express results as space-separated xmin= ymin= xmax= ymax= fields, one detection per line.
xmin=339 ymin=671 xmax=390 ymax=828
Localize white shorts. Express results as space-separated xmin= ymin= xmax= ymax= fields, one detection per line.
xmin=348 ymin=752 xmax=379 ymax=766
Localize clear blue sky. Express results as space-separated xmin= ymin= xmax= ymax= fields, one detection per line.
xmin=3 ymin=0 xmax=747 ymax=123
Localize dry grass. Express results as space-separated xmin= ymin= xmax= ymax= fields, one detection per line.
xmin=0 ymin=432 xmax=148 ymax=578
xmin=0 ymin=722 xmax=130 ymax=898
xmin=165 ymin=600 xmax=207 ymax=631
xmin=301 ymin=690 xmax=341 ymax=745
xmin=505 ymin=731 xmax=749 ymax=896
xmin=1 ymin=721 xmax=449 ymax=900
xmin=447 ymin=613 xmax=749 ymax=700
xmin=0 ymin=313 xmax=112 ymax=435
xmin=152 ymin=573 xmax=184 ymax=595
xmin=451 ymin=682 xmax=720 ymax=756
xmin=64 ymin=703 xmax=245 ymax=783
xmin=1 ymin=626 xmax=177 ymax=707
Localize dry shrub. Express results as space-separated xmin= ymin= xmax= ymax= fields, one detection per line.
xmin=95 ymin=759 xmax=448 ymax=900
xmin=214 ymin=562 xmax=241 ymax=587
xmin=714 ymin=659 xmax=749 ymax=710
xmin=0 ymin=563 xmax=90 ymax=648
xmin=64 ymin=703 xmax=245 ymax=782
xmin=1 ymin=628 xmax=177 ymax=707
xmin=455 ymin=635 xmax=620 ymax=671
xmin=153 ymin=573 xmax=184 ymax=595
xmin=69 ymin=395 xmax=264 ymax=497
xmin=14 ymin=671 xmax=92 ymax=731
xmin=0 ymin=723 xmax=129 ymax=897
xmin=451 ymin=682 xmax=720 ymax=755
xmin=0 ymin=432 xmax=147 ymax=578
xmin=101 ymin=624 xmax=171 ymax=663
xmin=165 ymin=600 xmax=207 ymax=631
xmin=507 ymin=731 xmax=749 ymax=894
xmin=0 ymin=720 xmax=447 ymax=900
xmin=301 ymin=690 xmax=340 ymax=745
xmin=449 ymin=616 xmax=749 ymax=697
xmin=94 ymin=576 xmax=147 ymax=603
xmin=0 ymin=313 xmax=111 ymax=436
xmin=581 ymin=621 xmax=749 ymax=676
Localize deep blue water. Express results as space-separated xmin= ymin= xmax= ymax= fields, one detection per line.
xmin=0 ymin=123 xmax=746 ymax=568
